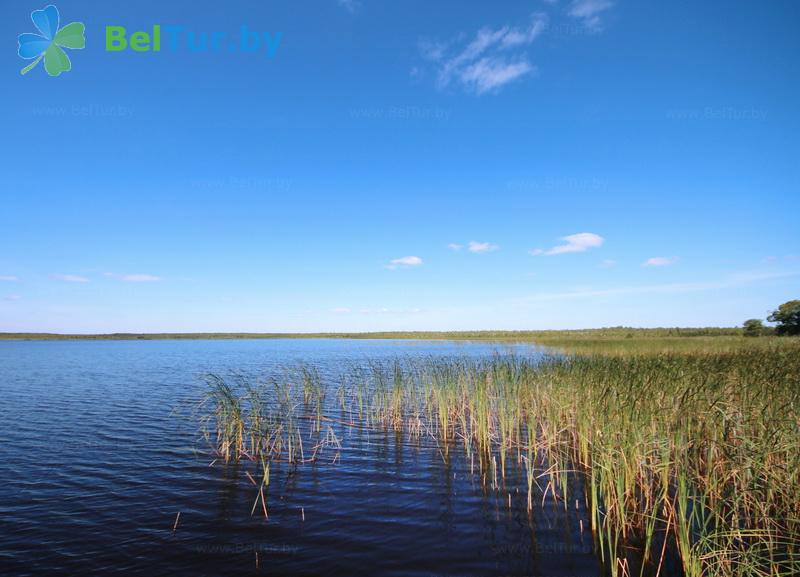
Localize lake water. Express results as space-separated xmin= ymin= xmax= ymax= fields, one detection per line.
xmin=0 ymin=339 xmax=599 ymax=577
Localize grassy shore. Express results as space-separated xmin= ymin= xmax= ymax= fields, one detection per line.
xmin=529 ymin=335 xmax=798 ymax=355
xmin=5 ymin=328 xmax=796 ymax=358
xmin=201 ymin=338 xmax=800 ymax=577
xmin=0 ymin=326 xmax=748 ymax=341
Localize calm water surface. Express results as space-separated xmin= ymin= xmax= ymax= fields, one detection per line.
xmin=0 ymin=339 xmax=599 ymax=577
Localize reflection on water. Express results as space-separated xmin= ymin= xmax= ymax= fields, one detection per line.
xmin=0 ymin=339 xmax=599 ymax=576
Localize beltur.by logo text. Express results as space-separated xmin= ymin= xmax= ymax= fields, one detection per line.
xmin=105 ymin=25 xmax=281 ymax=57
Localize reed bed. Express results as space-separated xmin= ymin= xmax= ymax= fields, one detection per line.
xmin=198 ymin=341 xmax=800 ymax=577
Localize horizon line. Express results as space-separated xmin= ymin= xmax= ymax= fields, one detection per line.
xmin=0 ymin=327 xmax=755 ymax=341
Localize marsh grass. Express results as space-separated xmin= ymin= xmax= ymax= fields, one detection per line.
xmin=200 ymin=369 xmax=342 ymax=518
xmin=198 ymin=340 xmax=800 ymax=576
xmin=531 ymin=335 xmax=792 ymax=356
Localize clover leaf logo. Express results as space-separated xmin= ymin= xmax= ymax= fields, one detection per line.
xmin=18 ymin=5 xmax=85 ymax=77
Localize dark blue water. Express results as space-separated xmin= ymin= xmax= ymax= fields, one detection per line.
xmin=0 ymin=339 xmax=599 ymax=577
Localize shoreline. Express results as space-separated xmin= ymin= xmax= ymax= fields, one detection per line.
xmin=0 ymin=328 xmax=749 ymax=341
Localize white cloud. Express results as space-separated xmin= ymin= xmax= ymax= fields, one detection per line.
xmin=121 ymin=274 xmax=161 ymax=282
xmin=642 ymin=256 xmax=679 ymax=267
xmin=392 ymin=256 xmax=423 ymax=266
xmin=468 ymin=241 xmax=499 ymax=253
xmin=419 ymin=40 xmax=447 ymax=62
xmin=52 ymin=274 xmax=89 ymax=283
xmin=386 ymin=255 xmax=423 ymax=270
xmin=105 ymin=273 xmax=161 ymax=282
xmin=3 ymin=295 xmax=21 ymax=301
xmin=447 ymin=243 xmax=463 ymax=251
xmin=530 ymin=232 xmax=604 ymax=256
xmin=0 ymin=275 xmax=19 ymax=281
xmin=356 ymin=307 xmax=424 ymax=315
xmin=421 ymin=13 xmax=548 ymax=94
xmin=460 ymin=58 xmax=534 ymax=94
xmin=568 ymin=0 xmax=614 ymax=31
xmin=337 ymin=0 xmax=360 ymax=13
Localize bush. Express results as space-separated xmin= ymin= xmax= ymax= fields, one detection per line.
xmin=743 ymin=319 xmax=765 ymax=337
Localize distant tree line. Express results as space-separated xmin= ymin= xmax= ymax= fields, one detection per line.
xmin=743 ymin=300 xmax=800 ymax=337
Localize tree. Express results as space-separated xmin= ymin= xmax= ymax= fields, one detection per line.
xmin=742 ymin=319 xmax=765 ymax=337
xmin=767 ymin=300 xmax=800 ymax=336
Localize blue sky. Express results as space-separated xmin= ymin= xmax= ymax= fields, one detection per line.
xmin=2 ymin=0 xmax=799 ymax=333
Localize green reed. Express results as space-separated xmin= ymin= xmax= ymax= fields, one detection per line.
xmin=198 ymin=341 xmax=800 ymax=577
xmin=201 ymin=375 xmax=245 ymax=463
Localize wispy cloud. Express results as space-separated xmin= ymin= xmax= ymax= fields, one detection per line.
xmin=121 ymin=274 xmax=160 ymax=282
xmin=52 ymin=274 xmax=89 ymax=283
xmin=468 ymin=241 xmax=499 ymax=253
xmin=598 ymin=259 xmax=617 ymax=268
xmin=419 ymin=40 xmax=447 ymax=62
xmin=0 ymin=275 xmax=19 ymax=282
xmin=568 ymin=0 xmax=614 ymax=31
xmin=763 ymin=255 xmax=800 ymax=263
xmin=530 ymin=232 xmax=604 ymax=256
xmin=357 ymin=307 xmax=424 ymax=315
xmin=642 ymin=256 xmax=679 ymax=267
xmin=3 ymin=295 xmax=21 ymax=301
xmin=337 ymin=0 xmax=360 ymax=13
xmin=460 ymin=59 xmax=534 ymax=94
xmin=420 ymin=13 xmax=548 ymax=94
xmin=515 ymin=270 xmax=800 ymax=304
xmin=447 ymin=243 xmax=463 ymax=251
xmin=104 ymin=273 xmax=161 ymax=282
xmin=331 ymin=307 xmax=352 ymax=313
xmin=417 ymin=2 xmax=617 ymax=94
xmin=386 ymin=256 xmax=423 ymax=270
